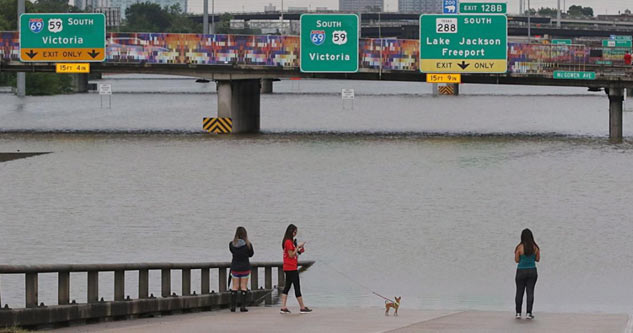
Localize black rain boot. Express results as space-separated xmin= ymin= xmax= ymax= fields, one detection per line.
xmin=230 ymin=290 xmax=237 ymax=312
xmin=240 ymin=290 xmax=248 ymax=312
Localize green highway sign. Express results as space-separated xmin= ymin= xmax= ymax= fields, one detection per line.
xmin=614 ymin=35 xmax=632 ymax=41
xmin=553 ymin=71 xmax=596 ymax=80
xmin=552 ymin=39 xmax=572 ymax=45
xmin=459 ymin=2 xmax=507 ymax=14
xmin=420 ymin=14 xmax=507 ymax=73
xmin=300 ymin=14 xmax=359 ymax=73
xmin=20 ymin=13 xmax=105 ymax=62
xmin=602 ymin=40 xmax=632 ymax=48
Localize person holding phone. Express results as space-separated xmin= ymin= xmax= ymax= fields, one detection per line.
xmin=229 ymin=226 xmax=254 ymax=312
xmin=280 ymin=224 xmax=312 ymax=314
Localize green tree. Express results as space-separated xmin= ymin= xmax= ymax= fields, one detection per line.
xmin=215 ymin=13 xmax=233 ymax=34
xmin=33 ymin=0 xmax=82 ymax=13
xmin=124 ymin=2 xmax=172 ymax=32
xmin=568 ymin=5 xmax=593 ymax=17
xmin=0 ymin=0 xmax=35 ymax=30
xmin=537 ymin=7 xmax=558 ymax=17
xmin=166 ymin=4 xmax=201 ymax=33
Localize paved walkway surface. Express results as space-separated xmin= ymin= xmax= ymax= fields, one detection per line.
xmin=49 ymin=307 xmax=631 ymax=333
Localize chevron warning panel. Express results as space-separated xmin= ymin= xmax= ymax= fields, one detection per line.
xmin=439 ymin=86 xmax=456 ymax=95
xmin=203 ymin=117 xmax=233 ymax=134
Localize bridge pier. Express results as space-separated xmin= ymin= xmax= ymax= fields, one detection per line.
xmin=260 ymin=79 xmax=273 ymax=94
xmin=607 ymin=87 xmax=624 ymax=143
xmin=216 ymin=79 xmax=260 ymax=133
xmin=71 ymin=74 xmax=89 ymax=93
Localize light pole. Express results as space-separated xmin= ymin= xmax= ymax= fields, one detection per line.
xmin=527 ymin=0 xmax=531 ymax=43
xmin=211 ymin=0 xmax=214 ymax=34
xmin=17 ymin=0 xmax=25 ymax=97
xmin=557 ymin=0 xmax=561 ymax=28
xmin=203 ymin=0 xmax=208 ymax=34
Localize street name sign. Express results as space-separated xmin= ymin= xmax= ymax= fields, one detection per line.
xmin=55 ymin=63 xmax=90 ymax=73
xmin=459 ymin=2 xmax=507 ymax=14
xmin=20 ymin=13 xmax=105 ymax=62
xmin=420 ymin=14 xmax=507 ymax=73
xmin=552 ymin=39 xmax=572 ymax=45
xmin=427 ymin=73 xmax=461 ymax=83
xmin=443 ymin=0 xmax=458 ymax=14
xmin=553 ymin=71 xmax=596 ymax=80
xmin=300 ymin=14 xmax=359 ymax=73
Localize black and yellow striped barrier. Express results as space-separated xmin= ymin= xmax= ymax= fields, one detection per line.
xmin=203 ymin=117 xmax=233 ymax=134
xmin=439 ymin=86 xmax=456 ymax=95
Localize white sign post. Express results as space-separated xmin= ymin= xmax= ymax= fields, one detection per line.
xmin=99 ymin=83 xmax=112 ymax=108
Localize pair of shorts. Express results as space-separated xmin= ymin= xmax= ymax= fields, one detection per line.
xmin=231 ymin=270 xmax=251 ymax=278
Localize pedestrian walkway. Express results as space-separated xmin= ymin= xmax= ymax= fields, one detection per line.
xmin=49 ymin=307 xmax=630 ymax=333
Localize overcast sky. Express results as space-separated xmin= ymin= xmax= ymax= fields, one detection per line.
xmin=189 ymin=0 xmax=632 ymax=15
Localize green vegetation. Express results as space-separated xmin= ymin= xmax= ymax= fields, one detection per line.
xmin=0 ymin=0 xmax=79 ymax=95
xmin=0 ymin=327 xmax=30 ymax=333
xmin=123 ymin=2 xmax=200 ymax=33
xmin=567 ymin=5 xmax=594 ymax=18
xmin=0 ymin=73 xmax=73 ymax=95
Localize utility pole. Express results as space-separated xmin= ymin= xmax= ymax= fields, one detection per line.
xmin=519 ymin=0 xmax=523 ymax=15
xmin=557 ymin=0 xmax=561 ymax=28
xmin=17 ymin=0 xmax=25 ymax=97
xmin=203 ymin=0 xmax=208 ymax=34
xmin=211 ymin=0 xmax=214 ymax=34
xmin=527 ymin=0 xmax=531 ymax=43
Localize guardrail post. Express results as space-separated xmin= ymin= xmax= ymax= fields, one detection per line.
xmin=58 ymin=272 xmax=70 ymax=305
xmin=265 ymin=267 xmax=272 ymax=305
xmin=278 ymin=267 xmax=284 ymax=289
xmin=161 ymin=269 xmax=171 ymax=297
xmin=201 ymin=268 xmax=210 ymax=294
xmin=182 ymin=269 xmax=191 ymax=296
xmin=251 ymin=267 xmax=258 ymax=290
xmin=25 ymin=273 xmax=38 ymax=308
xmin=139 ymin=269 xmax=149 ymax=299
xmin=87 ymin=271 xmax=99 ymax=303
xmin=114 ymin=270 xmax=125 ymax=301
xmin=218 ymin=267 xmax=227 ymax=292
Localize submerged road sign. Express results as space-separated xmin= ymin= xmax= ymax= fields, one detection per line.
xmin=20 ymin=13 xmax=105 ymax=62
xmin=420 ymin=14 xmax=507 ymax=73
xmin=300 ymin=14 xmax=359 ymax=73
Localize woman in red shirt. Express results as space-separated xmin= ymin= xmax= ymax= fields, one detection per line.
xmin=280 ymin=224 xmax=312 ymax=314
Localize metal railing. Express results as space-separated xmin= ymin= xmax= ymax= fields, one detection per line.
xmin=0 ymin=261 xmax=314 ymax=327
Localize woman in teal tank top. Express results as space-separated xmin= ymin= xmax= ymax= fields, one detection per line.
xmin=514 ymin=229 xmax=540 ymax=320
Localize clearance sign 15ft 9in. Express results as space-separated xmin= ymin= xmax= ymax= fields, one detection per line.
xmin=20 ymin=13 xmax=105 ymax=62
xmin=420 ymin=14 xmax=507 ymax=73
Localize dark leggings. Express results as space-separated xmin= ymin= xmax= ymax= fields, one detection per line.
xmin=282 ymin=270 xmax=301 ymax=297
xmin=515 ymin=268 xmax=538 ymax=314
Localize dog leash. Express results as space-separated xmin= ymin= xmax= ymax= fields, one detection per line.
xmin=317 ymin=259 xmax=396 ymax=304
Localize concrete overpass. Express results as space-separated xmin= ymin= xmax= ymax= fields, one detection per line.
xmin=1 ymin=31 xmax=632 ymax=140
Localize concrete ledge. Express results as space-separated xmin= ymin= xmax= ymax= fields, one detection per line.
xmin=0 ymin=290 xmax=269 ymax=328
xmin=47 ymin=308 xmax=631 ymax=333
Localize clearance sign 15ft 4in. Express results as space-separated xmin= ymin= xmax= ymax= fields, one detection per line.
xmin=20 ymin=13 xmax=105 ymax=62
xmin=420 ymin=14 xmax=507 ymax=73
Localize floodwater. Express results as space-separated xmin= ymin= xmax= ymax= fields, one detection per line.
xmin=1 ymin=76 xmax=632 ymax=315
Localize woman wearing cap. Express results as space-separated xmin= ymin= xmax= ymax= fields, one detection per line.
xmin=229 ymin=226 xmax=254 ymax=312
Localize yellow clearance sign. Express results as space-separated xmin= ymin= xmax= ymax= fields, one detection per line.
xmin=420 ymin=59 xmax=507 ymax=73
xmin=55 ymin=63 xmax=90 ymax=73
xmin=426 ymin=73 xmax=461 ymax=83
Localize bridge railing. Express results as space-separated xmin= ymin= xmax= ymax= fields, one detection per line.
xmin=1 ymin=31 xmax=631 ymax=75
xmin=0 ymin=260 xmax=314 ymax=327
